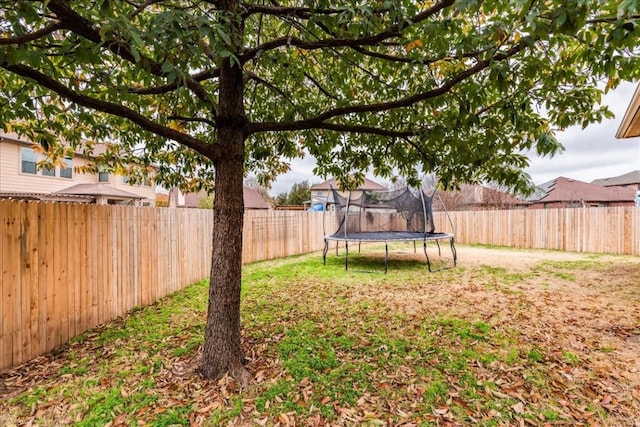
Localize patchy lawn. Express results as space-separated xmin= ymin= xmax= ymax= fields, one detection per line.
xmin=1 ymin=245 xmax=639 ymax=426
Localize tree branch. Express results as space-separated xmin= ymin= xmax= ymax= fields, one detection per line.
xmin=249 ymin=43 xmax=526 ymax=133
xmin=586 ymin=14 xmax=640 ymax=24
xmin=240 ymin=0 xmax=456 ymax=63
xmin=167 ymin=115 xmax=217 ymax=128
xmin=350 ymin=45 xmax=488 ymax=66
xmin=304 ymin=72 xmax=338 ymax=100
xmin=127 ymin=69 xmax=219 ymax=95
xmin=242 ymin=4 xmax=341 ymax=19
xmin=129 ymin=0 xmax=165 ymax=17
xmin=0 ymin=62 xmax=221 ymax=161
xmin=0 ymin=22 xmax=63 ymax=45
xmin=245 ymin=72 xmax=299 ymax=110
xmin=251 ymin=120 xmax=425 ymax=138
xmin=45 ymin=0 xmax=216 ymax=110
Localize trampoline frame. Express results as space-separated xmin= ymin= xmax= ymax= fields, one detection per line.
xmin=322 ymin=232 xmax=457 ymax=273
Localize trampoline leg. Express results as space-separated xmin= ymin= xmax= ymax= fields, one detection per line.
xmin=384 ymin=243 xmax=389 ymax=274
xmin=424 ymin=240 xmax=432 ymax=272
xmin=450 ymin=237 xmax=457 ymax=266
xmin=335 ymin=241 xmax=339 ymax=256
xmin=323 ymin=239 xmax=329 ymax=265
xmin=345 ymin=241 xmax=349 ymax=271
xmin=358 ymin=241 xmax=361 ymax=254
xmin=435 ymin=239 xmax=442 ymax=257
xmin=413 ymin=240 xmax=417 ymax=253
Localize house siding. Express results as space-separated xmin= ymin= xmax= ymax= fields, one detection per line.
xmin=0 ymin=141 xmax=92 ymax=193
xmin=0 ymin=136 xmax=155 ymax=203
xmin=112 ymin=176 xmax=156 ymax=201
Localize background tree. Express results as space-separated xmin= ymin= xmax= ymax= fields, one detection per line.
xmin=274 ymin=192 xmax=290 ymax=206
xmin=286 ymin=181 xmax=312 ymax=205
xmin=272 ymin=180 xmax=312 ymax=205
xmin=1 ymin=1 xmax=639 ymax=382
xmin=198 ymin=194 xmax=215 ymax=209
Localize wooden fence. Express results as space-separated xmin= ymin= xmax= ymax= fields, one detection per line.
xmin=1 ymin=202 xmax=639 ymax=371
xmin=436 ymin=206 xmax=640 ymax=255
xmin=0 ymin=201 xmax=332 ymax=372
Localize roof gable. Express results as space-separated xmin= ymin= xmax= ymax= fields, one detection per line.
xmin=243 ymin=187 xmax=269 ymax=209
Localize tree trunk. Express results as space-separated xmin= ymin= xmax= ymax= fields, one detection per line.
xmin=199 ymin=133 xmax=248 ymax=383
xmin=199 ymin=0 xmax=248 ymax=383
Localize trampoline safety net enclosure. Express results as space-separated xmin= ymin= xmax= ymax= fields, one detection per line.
xmin=322 ymin=186 xmax=457 ymax=273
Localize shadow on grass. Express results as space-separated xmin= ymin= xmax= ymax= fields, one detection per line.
xmin=324 ymin=248 xmax=453 ymax=274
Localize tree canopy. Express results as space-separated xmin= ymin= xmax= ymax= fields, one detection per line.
xmin=2 ymin=0 xmax=639 ymax=381
xmin=2 ymin=1 xmax=638 ymax=192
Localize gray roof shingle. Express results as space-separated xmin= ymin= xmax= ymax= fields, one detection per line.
xmin=591 ymin=170 xmax=640 ymax=187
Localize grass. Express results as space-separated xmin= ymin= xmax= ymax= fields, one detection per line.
xmin=1 ymin=245 xmax=639 ymax=426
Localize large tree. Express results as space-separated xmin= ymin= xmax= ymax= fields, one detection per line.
xmin=1 ymin=0 xmax=638 ymax=382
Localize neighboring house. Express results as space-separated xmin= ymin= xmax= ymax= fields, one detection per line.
xmin=591 ymin=170 xmax=640 ymax=190
xmin=168 ymin=188 xmax=209 ymax=208
xmin=436 ymin=184 xmax=526 ymax=211
xmin=529 ymin=176 xmax=636 ymax=209
xmin=310 ymin=177 xmax=387 ymax=207
xmin=616 ymin=82 xmax=640 ymax=138
xmin=613 ymin=87 xmax=640 ymax=207
xmin=0 ymin=132 xmax=155 ymax=206
xmin=243 ymin=187 xmax=270 ymax=209
xmin=168 ymin=187 xmax=270 ymax=209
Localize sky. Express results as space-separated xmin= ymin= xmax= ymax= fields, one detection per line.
xmin=266 ymin=81 xmax=640 ymax=196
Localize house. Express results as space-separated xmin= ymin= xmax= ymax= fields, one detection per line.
xmin=529 ymin=176 xmax=636 ymax=209
xmin=591 ymin=170 xmax=640 ymax=190
xmin=168 ymin=188 xmax=209 ymax=208
xmin=436 ymin=184 xmax=526 ymax=211
xmin=168 ymin=187 xmax=270 ymax=209
xmin=614 ymin=86 xmax=640 ymax=206
xmin=0 ymin=132 xmax=155 ymax=206
xmin=616 ymin=82 xmax=640 ymax=138
xmin=310 ymin=177 xmax=387 ymax=207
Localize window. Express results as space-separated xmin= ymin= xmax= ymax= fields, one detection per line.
xmin=20 ymin=148 xmax=37 ymax=174
xmin=41 ymin=164 xmax=56 ymax=177
xmin=60 ymin=157 xmax=73 ymax=179
xmin=98 ymin=166 xmax=109 ymax=183
xmin=98 ymin=171 xmax=109 ymax=182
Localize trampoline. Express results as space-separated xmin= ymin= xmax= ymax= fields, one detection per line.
xmin=322 ymin=186 xmax=457 ymax=273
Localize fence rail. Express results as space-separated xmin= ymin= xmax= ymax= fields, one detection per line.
xmin=1 ymin=202 xmax=638 ymax=371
